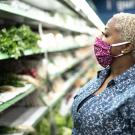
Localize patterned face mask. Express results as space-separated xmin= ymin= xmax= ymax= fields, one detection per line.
xmin=94 ymin=38 xmax=130 ymax=68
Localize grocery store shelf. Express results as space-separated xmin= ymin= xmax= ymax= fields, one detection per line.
xmin=0 ymin=84 xmax=36 ymax=112
xmin=50 ymin=54 xmax=91 ymax=80
xmin=5 ymin=133 xmax=24 ymax=135
xmin=0 ymin=3 xmax=91 ymax=34
xmin=0 ymin=65 xmax=89 ymax=135
xmin=44 ymin=65 xmax=89 ymax=108
xmin=57 ymin=0 xmax=89 ymax=23
xmin=0 ymin=107 xmax=47 ymax=135
xmin=57 ymin=0 xmax=105 ymax=31
xmin=47 ymin=44 xmax=90 ymax=53
xmin=0 ymin=49 xmax=44 ymax=60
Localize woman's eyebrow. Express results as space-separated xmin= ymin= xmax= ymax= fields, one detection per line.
xmin=105 ymin=27 xmax=109 ymax=30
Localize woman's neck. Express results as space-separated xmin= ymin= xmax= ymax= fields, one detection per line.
xmin=110 ymin=54 xmax=135 ymax=78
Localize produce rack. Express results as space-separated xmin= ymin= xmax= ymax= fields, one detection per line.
xmin=0 ymin=2 xmax=92 ymax=34
xmin=0 ymin=0 xmax=104 ymax=134
xmin=47 ymin=44 xmax=90 ymax=53
xmin=0 ymin=84 xmax=35 ymax=113
xmin=0 ymin=64 xmax=91 ymax=135
xmin=43 ymin=64 xmax=90 ymax=108
xmin=57 ymin=0 xmax=105 ymax=31
xmin=0 ymin=50 xmax=44 ymax=60
xmin=57 ymin=0 xmax=93 ymax=25
xmin=50 ymin=54 xmax=91 ymax=80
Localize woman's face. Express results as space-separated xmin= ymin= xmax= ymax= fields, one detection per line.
xmin=102 ymin=18 xmax=127 ymax=56
xmin=102 ymin=18 xmax=121 ymax=44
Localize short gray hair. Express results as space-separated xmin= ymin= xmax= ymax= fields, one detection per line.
xmin=112 ymin=13 xmax=135 ymax=47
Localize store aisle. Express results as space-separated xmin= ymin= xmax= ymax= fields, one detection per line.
xmin=0 ymin=0 xmax=102 ymax=134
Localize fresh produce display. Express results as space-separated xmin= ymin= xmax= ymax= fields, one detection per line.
xmin=0 ymin=73 xmax=25 ymax=87
xmin=0 ymin=126 xmax=18 ymax=134
xmin=39 ymin=31 xmax=93 ymax=52
xmin=0 ymin=0 xmax=101 ymax=135
xmin=35 ymin=104 xmax=72 ymax=135
xmin=0 ymin=125 xmax=35 ymax=134
xmin=0 ymin=72 xmax=41 ymax=89
xmin=0 ymin=25 xmax=41 ymax=59
xmin=34 ymin=117 xmax=51 ymax=135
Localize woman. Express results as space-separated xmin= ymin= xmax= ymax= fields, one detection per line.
xmin=72 ymin=13 xmax=135 ymax=135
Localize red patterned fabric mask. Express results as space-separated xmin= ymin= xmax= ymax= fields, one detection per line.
xmin=94 ymin=38 xmax=130 ymax=68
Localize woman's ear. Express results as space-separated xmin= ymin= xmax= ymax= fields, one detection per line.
xmin=121 ymin=43 xmax=134 ymax=54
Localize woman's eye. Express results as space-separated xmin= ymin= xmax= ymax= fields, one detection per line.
xmin=102 ymin=32 xmax=108 ymax=37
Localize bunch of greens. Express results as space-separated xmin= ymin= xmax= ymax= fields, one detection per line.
xmin=0 ymin=73 xmax=25 ymax=87
xmin=0 ymin=25 xmax=41 ymax=59
xmin=0 ymin=126 xmax=18 ymax=134
xmin=35 ymin=103 xmax=72 ymax=135
xmin=54 ymin=112 xmax=72 ymax=135
xmin=0 ymin=125 xmax=36 ymax=134
xmin=35 ymin=117 xmax=51 ymax=135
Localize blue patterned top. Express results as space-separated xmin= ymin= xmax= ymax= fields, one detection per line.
xmin=72 ymin=64 xmax=135 ymax=135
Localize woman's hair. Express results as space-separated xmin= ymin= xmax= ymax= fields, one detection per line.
xmin=112 ymin=13 xmax=135 ymax=47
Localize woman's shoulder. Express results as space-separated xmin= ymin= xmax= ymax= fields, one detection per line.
xmin=126 ymin=82 xmax=135 ymax=95
xmin=122 ymin=83 xmax=135 ymax=104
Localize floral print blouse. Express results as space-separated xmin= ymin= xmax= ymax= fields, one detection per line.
xmin=72 ymin=64 xmax=135 ymax=135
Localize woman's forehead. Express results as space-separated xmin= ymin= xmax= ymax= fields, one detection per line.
xmin=105 ymin=18 xmax=117 ymax=32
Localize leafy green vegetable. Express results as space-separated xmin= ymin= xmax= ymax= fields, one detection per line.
xmin=0 ymin=25 xmax=41 ymax=59
xmin=0 ymin=73 xmax=25 ymax=87
xmin=36 ymin=117 xmax=51 ymax=135
xmin=0 ymin=126 xmax=18 ymax=134
xmin=35 ymin=103 xmax=73 ymax=135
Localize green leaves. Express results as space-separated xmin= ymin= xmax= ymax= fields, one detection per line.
xmin=35 ymin=103 xmax=73 ymax=135
xmin=0 ymin=73 xmax=25 ymax=87
xmin=0 ymin=25 xmax=41 ymax=59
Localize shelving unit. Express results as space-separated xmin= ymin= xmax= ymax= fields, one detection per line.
xmin=57 ymin=0 xmax=105 ymax=31
xmin=0 ymin=0 xmax=103 ymax=134
xmin=50 ymin=54 xmax=90 ymax=80
xmin=0 ymin=107 xmax=47 ymax=134
xmin=45 ymin=65 xmax=89 ymax=107
xmin=47 ymin=44 xmax=90 ymax=53
xmin=0 ymin=64 xmax=90 ymax=135
xmin=0 ymin=84 xmax=35 ymax=113
xmin=0 ymin=3 xmax=91 ymax=34
xmin=57 ymin=0 xmax=90 ymax=24
xmin=0 ymin=50 xmax=44 ymax=60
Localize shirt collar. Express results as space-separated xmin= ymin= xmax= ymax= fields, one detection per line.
xmin=97 ymin=66 xmax=110 ymax=79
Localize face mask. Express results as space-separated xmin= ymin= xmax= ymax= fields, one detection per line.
xmin=94 ymin=38 xmax=130 ymax=68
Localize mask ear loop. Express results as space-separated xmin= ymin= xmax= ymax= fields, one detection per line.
xmin=111 ymin=41 xmax=130 ymax=47
xmin=114 ymin=53 xmax=124 ymax=57
xmin=111 ymin=42 xmax=130 ymax=57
